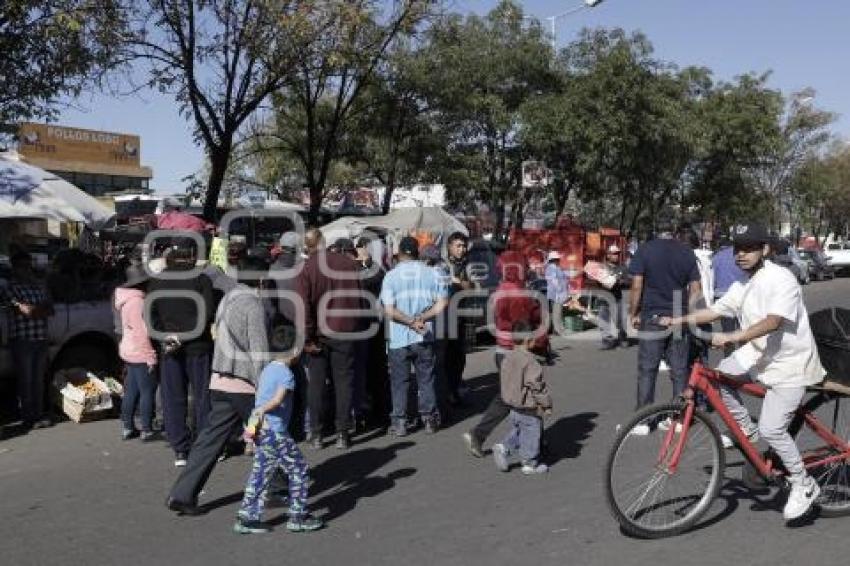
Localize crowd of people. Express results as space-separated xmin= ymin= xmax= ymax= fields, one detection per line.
xmin=107 ymin=227 xmax=530 ymax=533
xmin=2 ymin=216 xmax=831 ymax=530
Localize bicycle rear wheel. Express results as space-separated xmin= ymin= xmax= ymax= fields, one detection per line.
xmin=792 ymin=390 xmax=850 ymax=517
xmin=605 ymin=402 xmax=725 ymax=538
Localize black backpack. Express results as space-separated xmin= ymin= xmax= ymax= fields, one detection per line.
xmin=810 ymin=308 xmax=850 ymax=386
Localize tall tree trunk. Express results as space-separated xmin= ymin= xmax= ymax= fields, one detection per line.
xmin=629 ymin=187 xmax=646 ymax=236
xmin=552 ymin=179 xmax=571 ymax=224
xmin=381 ymin=166 xmax=397 ymax=215
xmin=204 ymin=147 xmax=230 ymax=222
xmin=308 ymin=185 xmax=322 ymax=226
xmin=618 ymin=186 xmax=629 ymax=233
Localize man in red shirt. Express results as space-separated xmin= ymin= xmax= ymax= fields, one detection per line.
xmin=463 ymin=251 xmax=548 ymax=457
xmin=294 ymin=228 xmax=364 ymax=450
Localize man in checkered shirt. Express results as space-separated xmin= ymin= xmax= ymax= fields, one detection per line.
xmin=2 ymin=252 xmax=54 ymax=429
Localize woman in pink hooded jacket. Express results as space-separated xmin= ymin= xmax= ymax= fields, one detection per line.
xmin=114 ymin=264 xmax=158 ymax=440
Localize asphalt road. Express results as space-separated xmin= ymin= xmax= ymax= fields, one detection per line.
xmin=2 ymin=277 xmax=850 ymax=566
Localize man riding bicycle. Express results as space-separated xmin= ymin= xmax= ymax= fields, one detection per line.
xmin=660 ymin=222 xmax=826 ymax=522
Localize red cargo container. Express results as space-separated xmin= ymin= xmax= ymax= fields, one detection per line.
xmin=507 ymin=216 xmax=626 ymax=290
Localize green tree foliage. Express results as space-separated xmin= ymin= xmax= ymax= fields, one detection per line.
xmin=250 ymin=0 xmax=433 ymax=223
xmin=751 ymin=89 xmax=836 ymax=228
xmin=791 ymin=144 xmax=850 ymax=240
xmin=119 ymin=0 xmax=332 ymax=220
xmin=0 ymin=0 xmax=121 ymax=126
xmin=414 ymin=0 xmax=558 ymax=232
xmin=685 ymin=73 xmax=784 ymax=228
xmin=523 ymin=28 xmax=694 ymax=234
xmin=345 ymin=42 xmax=445 ymax=214
xmin=133 ymin=0 xmax=840 ymax=238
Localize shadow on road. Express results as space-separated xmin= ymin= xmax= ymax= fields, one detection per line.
xmin=543 ymin=412 xmax=598 ymax=465
xmin=616 ymin=475 xmax=822 ymax=540
xmin=200 ymin=440 xmax=417 ymax=521
xmin=297 ymin=467 xmax=417 ymax=524
xmin=271 ymin=441 xmax=417 ymax=524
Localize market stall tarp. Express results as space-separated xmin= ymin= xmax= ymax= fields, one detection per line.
xmin=320 ymin=207 xmax=468 ymax=246
xmin=0 ymin=154 xmax=115 ymax=230
xmin=156 ymin=210 xmax=212 ymax=232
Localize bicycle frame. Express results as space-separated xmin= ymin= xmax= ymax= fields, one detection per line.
xmin=662 ymin=362 xmax=850 ymax=480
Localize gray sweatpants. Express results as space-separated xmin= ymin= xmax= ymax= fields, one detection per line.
xmin=720 ymin=376 xmax=806 ymax=479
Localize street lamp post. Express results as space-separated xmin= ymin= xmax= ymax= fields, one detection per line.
xmin=546 ymin=0 xmax=605 ymax=52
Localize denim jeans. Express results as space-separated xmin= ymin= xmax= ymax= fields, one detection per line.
xmin=388 ymin=342 xmax=437 ymax=423
xmin=121 ymin=363 xmax=157 ymax=432
xmin=11 ymin=340 xmax=48 ymax=424
xmin=502 ymin=410 xmax=542 ymax=464
xmin=636 ymin=318 xmax=690 ymax=409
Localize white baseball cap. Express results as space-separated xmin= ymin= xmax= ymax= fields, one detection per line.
xmin=547 ymin=251 xmax=562 ymax=261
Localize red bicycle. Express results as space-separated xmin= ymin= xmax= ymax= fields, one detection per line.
xmin=605 ymin=361 xmax=850 ymax=538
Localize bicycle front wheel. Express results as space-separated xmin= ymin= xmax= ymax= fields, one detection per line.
xmin=605 ymin=402 xmax=725 ymax=538
xmin=792 ymin=390 xmax=850 ymax=517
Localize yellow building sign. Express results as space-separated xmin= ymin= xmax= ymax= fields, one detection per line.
xmin=18 ymin=123 xmax=142 ymax=167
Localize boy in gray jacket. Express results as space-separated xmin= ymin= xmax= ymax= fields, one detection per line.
xmin=492 ymin=321 xmax=552 ymax=475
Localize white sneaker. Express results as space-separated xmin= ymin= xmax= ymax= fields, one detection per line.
xmin=492 ymin=443 xmax=510 ymax=472
xmin=521 ymin=462 xmax=549 ymax=475
xmin=721 ymin=430 xmax=759 ymax=450
xmin=783 ymin=476 xmax=820 ymax=521
xmin=628 ymin=423 xmax=651 ymax=436
xmin=657 ymin=418 xmax=682 ymax=433
xmin=659 ymin=361 xmax=670 ymax=373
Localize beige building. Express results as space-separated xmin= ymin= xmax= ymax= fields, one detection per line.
xmin=16 ymin=123 xmax=153 ymax=197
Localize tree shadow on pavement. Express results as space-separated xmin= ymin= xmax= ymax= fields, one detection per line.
xmin=542 ymin=412 xmax=598 ymax=466
xmin=270 ymin=441 xmax=417 ymax=525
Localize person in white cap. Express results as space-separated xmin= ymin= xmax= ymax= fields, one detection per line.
xmin=598 ymin=244 xmax=631 ymax=350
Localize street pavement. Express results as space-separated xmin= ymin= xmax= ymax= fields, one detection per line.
xmin=2 ymin=278 xmax=850 ymax=566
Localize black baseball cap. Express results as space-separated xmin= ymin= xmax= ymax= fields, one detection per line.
xmin=398 ymin=236 xmax=419 ymax=257
xmin=732 ymin=223 xmax=770 ymax=246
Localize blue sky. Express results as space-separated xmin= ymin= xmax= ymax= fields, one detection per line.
xmin=60 ymin=0 xmax=850 ymax=193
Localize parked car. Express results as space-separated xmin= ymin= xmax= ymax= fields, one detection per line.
xmin=825 ymin=242 xmax=850 ymax=275
xmin=0 ymin=298 xmax=118 ymax=423
xmin=772 ymin=239 xmax=810 ymax=285
xmin=798 ymin=249 xmax=836 ymax=281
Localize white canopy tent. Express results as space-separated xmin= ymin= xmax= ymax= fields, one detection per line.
xmin=320 ymin=207 xmax=468 ymax=249
xmin=0 ymin=153 xmax=116 ymax=230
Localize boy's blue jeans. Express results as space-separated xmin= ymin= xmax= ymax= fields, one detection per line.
xmin=502 ymin=410 xmax=542 ymax=464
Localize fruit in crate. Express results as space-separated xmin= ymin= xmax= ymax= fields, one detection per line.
xmin=78 ymin=380 xmax=102 ymax=397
